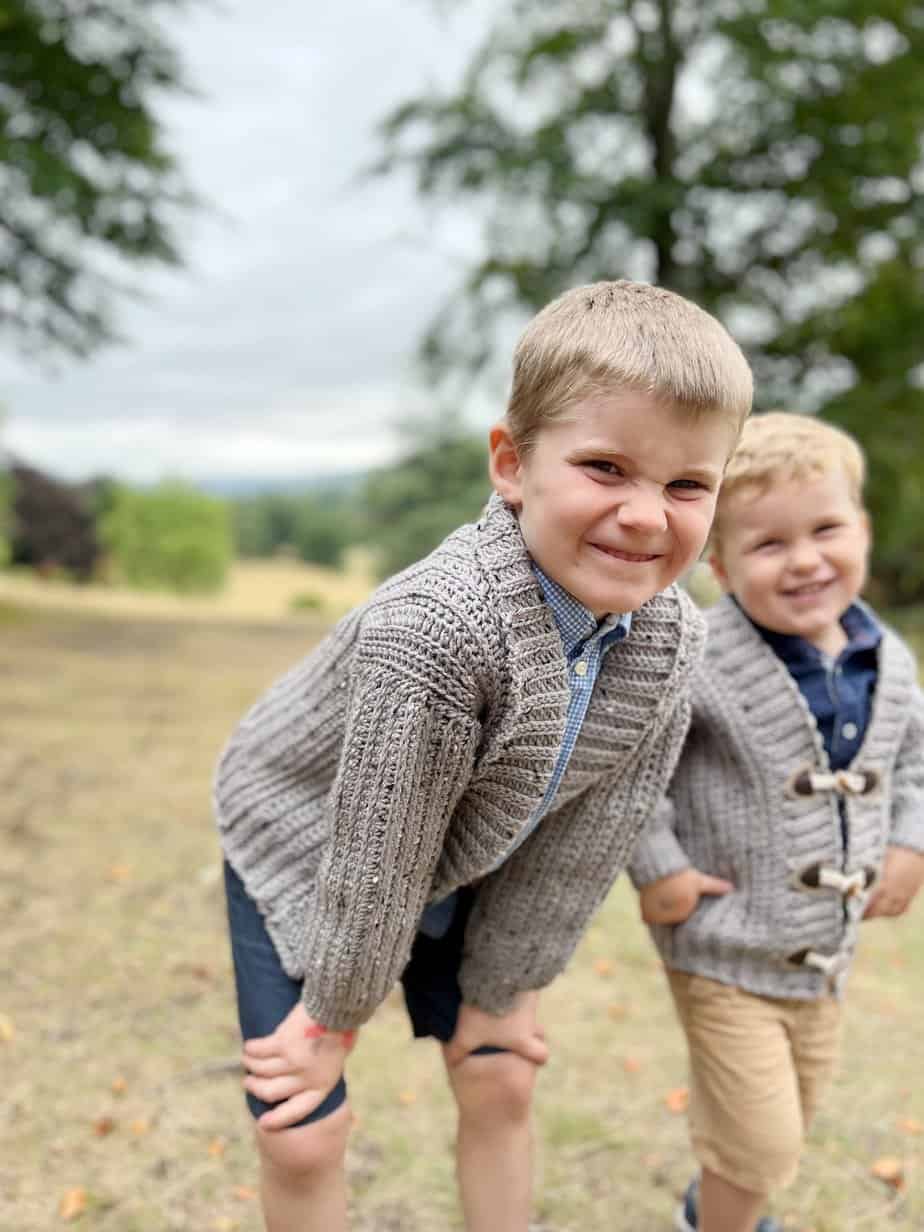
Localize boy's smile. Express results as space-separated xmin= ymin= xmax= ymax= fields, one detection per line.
xmin=490 ymin=390 xmax=736 ymax=616
xmin=710 ymin=470 xmax=871 ymax=657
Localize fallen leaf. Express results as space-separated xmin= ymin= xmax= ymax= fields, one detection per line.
xmin=397 ymin=1090 xmax=417 ymax=1106
xmin=105 ymin=863 xmax=132 ymax=883
xmin=208 ymin=1137 xmax=227 ymax=1157
xmin=607 ymin=1003 xmax=629 ymax=1021
xmin=0 ymin=1014 xmax=14 ymax=1043
xmin=92 ymin=1116 xmax=116 ymax=1138
xmin=593 ymin=958 xmax=613 ymax=977
xmin=664 ymin=1086 xmax=690 ymax=1114
xmin=870 ymin=1157 xmax=905 ymax=1190
xmin=174 ymin=962 xmax=213 ymax=982
xmin=623 ymin=1056 xmax=642 ymax=1074
xmin=898 ymin=1116 xmax=924 ymax=1136
xmin=110 ymin=1076 xmax=127 ymax=1096
xmin=129 ymin=1119 xmax=150 ymax=1137
xmin=232 ymin=1185 xmax=258 ymax=1201
xmin=59 ymin=1188 xmax=87 ymax=1221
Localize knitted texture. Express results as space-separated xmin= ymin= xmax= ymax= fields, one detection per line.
xmin=214 ymin=493 xmax=704 ymax=1030
xmin=628 ymin=595 xmax=924 ymax=1000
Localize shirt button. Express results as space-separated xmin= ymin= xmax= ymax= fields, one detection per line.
xmin=842 ymin=722 xmax=858 ymax=740
xmin=574 ymin=660 xmax=588 ymax=677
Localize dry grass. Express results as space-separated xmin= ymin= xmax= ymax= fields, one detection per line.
xmin=1 ymin=601 xmax=922 ymax=1231
xmin=0 ymin=551 xmax=376 ymax=626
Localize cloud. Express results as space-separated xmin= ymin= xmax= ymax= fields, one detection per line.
xmin=1 ymin=0 xmax=489 ymax=482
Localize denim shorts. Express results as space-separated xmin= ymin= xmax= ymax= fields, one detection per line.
xmin=224 ymin=862 xmax=503 ymax=1128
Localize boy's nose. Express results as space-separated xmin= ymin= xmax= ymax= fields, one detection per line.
xmin=787 ymin=540 xmax=823 ymax=571
xmin=615 ymin=487 xmax=668 ymax=534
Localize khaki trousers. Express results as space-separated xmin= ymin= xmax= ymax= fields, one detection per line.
xmin=668 ymin=971 xmax=842 ymax=1195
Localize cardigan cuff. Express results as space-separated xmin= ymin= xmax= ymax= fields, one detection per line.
xmin=627 ymin=826 xmax=692 ymax=888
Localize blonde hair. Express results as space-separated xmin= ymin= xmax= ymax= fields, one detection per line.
xmin=506 ymin=280 xmax=753 ymax=449
xmin=711 ymin=411 xmax=866 ymax=553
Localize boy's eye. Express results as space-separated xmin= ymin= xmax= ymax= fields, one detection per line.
xmin=753 ymin=539 xmax=781 ymax=552
xmin=584 ymin=460 xmax=623 ymax=476
xmin=815 ymin=522 xmax=841 ymax=535
xmin=668 ymin=479 xmax=707 ymax=493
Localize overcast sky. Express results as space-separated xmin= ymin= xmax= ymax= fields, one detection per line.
xmin=1 ymin=2 xmax=495 ymax=483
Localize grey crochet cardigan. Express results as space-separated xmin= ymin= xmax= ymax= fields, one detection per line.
xmin=214 ymin=494 xmax=705 ymax=1031
xmin=629 ymin=595 xmax=924 ymax=999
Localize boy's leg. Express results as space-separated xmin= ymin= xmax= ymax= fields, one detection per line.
xmin=256 ymin=1106 xmax=352 ymax=1232
xmin=789 ymin=994 xmax=842 ymax=1131
xmin=443 ymin=1049 xmax=537 ymax=1232
xmin=668 ymin=972 xmax=804 ymax=1232
xmin=224 ymin=861 xmax=351 ymax=1232
xmin=402 ymin=888 xmax=539 ymax=1232
xmin=698 ymin=1170 xmax=768 ymax=1232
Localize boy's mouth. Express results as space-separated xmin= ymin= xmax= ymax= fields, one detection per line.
xmin=590 ymin=542 xmax=660 ymax=564
xmin=781 ymin=578 xmax=835 ymax=599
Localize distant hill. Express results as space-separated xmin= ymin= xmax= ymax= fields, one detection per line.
xmin=193 ymin=470 xmax=368 ymax=499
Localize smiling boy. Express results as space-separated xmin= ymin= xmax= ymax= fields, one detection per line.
xmin=213 ymin=280 xmax=752 ymax=1232
xmin=629 ymin=412 xmax=924 ymax=1232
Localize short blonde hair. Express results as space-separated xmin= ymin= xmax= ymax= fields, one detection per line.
xmin=506 ymin=280 xmax=753 ymax=449
xmin=711 ymin=411 xmax=866 ymax=553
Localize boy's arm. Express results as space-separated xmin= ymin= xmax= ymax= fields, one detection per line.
xmin=885 ymin=683 xmax=924 ymax=854
xmin=299 ymin=617 xmax=485 ymax=1033
xmin=625 ymin=794 xmax=691 ymax=888
xmin=457 ymin=692 xmax=693 ymax=1014
xmin=864 ymin=684 xmax=924 ymax=919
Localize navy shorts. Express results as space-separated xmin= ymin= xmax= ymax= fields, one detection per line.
xmin=224 ymin=863 xmax=503 ymax=1128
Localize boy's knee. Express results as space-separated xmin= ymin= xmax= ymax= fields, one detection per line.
xmin=255 ymin=1103 xmax=351 ymax=1186
xmin=451 ymin=1052 xmax=538 ymax=1127
xmin=701 ymin=1126 xmax=803 ymax=1194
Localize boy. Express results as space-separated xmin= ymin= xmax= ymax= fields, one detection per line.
xmin=629 ymin=413 xmax=924 ymax=1232
xmin=214 ymin=280 xmax=752 ymax=1232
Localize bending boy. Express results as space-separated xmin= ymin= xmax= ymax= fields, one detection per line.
xmin=214 ymin=280 xmax=752 ymax=1232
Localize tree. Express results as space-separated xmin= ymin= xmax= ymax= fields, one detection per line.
xmin=7 ymin=460 xmax=100 ymax=577
xmin=377 ymin=1 xmax=924 ymax=603
xmin=232 ymin=491 xmax=357 ymax=568
xmin=0 ymin=0 xmax=193 ymax=356
xmin=100 ymin=481 xmax=232 ymax=594
xmin=361 ymin=427 xmax=490 ymax=579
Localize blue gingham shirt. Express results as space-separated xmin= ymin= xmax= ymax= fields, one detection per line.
xmin=418 ymin=565 xmax=631 ymax=937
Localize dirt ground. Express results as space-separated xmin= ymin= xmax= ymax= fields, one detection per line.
xmin=2 ymin=603 xmax=921 ymax=1231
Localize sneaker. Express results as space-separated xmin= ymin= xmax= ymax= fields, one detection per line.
xmin=674 ymin=1178 xmax=783 ymax=1231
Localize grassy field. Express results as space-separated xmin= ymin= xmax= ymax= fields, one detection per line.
xmin=2 ymin=593 xmax=922 ymax=1231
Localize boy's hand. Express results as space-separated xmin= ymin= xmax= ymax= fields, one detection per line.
xmin=863 ymin=847 xmax=924 ymax=920
xmin=242 ymin=1001 xmax=356 ymax=1131
xmin=638 ymin=867 xmax=733 ymax=924
xmin=445 ymin=992 xmax=548 ymax=1069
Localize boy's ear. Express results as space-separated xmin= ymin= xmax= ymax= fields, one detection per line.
xmin=488 ymin=422 xmax=524 ymax=509
xmin=708 ymin=551 xmax=732 ymax=593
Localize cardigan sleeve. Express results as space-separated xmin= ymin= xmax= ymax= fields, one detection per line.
xmin=888 ymin=681 xmax=924 ymax=855
xmin=625 ymin=791 xmax=693 ymax=888
xmin=457 ymin=691 xmax=693 ymax=1013
xmin=298 ymin=608 xmax=486 ymax=1031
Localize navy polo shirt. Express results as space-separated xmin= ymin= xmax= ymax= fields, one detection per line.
xmin=751 ymin=602 xmax=881 ymax=770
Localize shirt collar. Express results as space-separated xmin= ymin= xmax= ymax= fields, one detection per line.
xmin=743 ymin=599 xmax=881 ymax=667
xmin=532 ymin=564 xmax=632 ymax=656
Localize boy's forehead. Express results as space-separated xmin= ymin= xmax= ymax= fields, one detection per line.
xmin=723 ymin=465 xmax=860 ymax=523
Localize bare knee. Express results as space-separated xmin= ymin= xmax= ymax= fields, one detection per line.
xmin=255 ymin=1103 xmax=351 ymax=1189
xmin=449 ymin=1052 xmax=538 ymax=1130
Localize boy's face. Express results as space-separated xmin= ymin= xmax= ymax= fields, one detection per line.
xmin=710 ymin=469 xmax=870 ymax=655
xmin=489 ymin=389 xmax=735 ymax=616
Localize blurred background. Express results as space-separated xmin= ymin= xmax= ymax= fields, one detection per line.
xmin=2 ymin=3 xmax=923 ymax=1230
xmin=1 ymin=0 xmax=923 ymax=617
